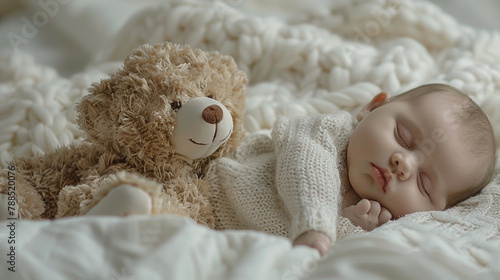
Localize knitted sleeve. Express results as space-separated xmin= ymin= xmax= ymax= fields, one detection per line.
xmin=272 ymin=111 xmax=353 ymax=242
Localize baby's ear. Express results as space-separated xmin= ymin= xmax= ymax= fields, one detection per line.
xmin=356 ymin=92 xmax=391 ymax=121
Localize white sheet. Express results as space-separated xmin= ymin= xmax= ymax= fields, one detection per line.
xmin=1 ymin=215 xmax=498 ymax=280
xmin=0 ymin=215 xmax=318 ymax=280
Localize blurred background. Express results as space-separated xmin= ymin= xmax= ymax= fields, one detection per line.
xmin=428 ymin=0 xmax=500 ymax=31
xmin=0 ymin=0 xmax=499 ymax=77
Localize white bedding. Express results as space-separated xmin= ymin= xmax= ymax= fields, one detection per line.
xmin=0 ymin=214 xmax=498 ymax=279
xmin=1 ymin=215 xmax=317 ymax=280
xmin=1 ymin=0 xmax=500 ymax=279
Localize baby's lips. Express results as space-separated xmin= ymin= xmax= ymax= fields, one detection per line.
xmin=371 ymin=163 xmax=391 ymax=193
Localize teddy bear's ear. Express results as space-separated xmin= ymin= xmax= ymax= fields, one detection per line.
xmin=121 ymin=43 xmax=179 ymax=75
xmin=122 ymin=44 xmax=157 ymax=73
xmin=76 ymin=77 xmax=116 ymax=148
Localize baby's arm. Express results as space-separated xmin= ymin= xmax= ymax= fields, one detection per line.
xmin=272 ymin=113 xmax=354 ymax=256
xmin=342 ymin=199 xmax=392 ymax=231
xmin=273 ymin=116 xmax=341 ymax=254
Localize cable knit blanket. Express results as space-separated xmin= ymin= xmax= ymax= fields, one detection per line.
xmin=1 ymin=0 xmax=500 ymax=278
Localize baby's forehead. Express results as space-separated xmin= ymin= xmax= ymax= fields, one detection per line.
xmin=399 ymin=91 xmax=468 ymax=125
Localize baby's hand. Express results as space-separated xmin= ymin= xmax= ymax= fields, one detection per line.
xmin=342 ymin=199 xmax=392 ymax=231
xmin=293 ymin=230 xmax=331 ymax=257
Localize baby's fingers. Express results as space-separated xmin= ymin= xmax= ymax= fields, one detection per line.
xmin=354 ymin=199 xmax=371 ymax=216
xmin=311 ymin=238 xmax=331 ymax=257
xmin=367 ymin=200 xmax=381 ymax=216
xmin=378 ymin=207 xmax=392 ymax=225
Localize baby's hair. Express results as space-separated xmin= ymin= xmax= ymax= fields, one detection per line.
xmin=390 ymin=83 xmax=497 ymax=207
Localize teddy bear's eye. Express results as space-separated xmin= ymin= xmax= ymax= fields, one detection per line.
xmin=207 ymin=95 xmax=215 ymax=100
xmin=170 ymin=101 xmax=182 ymax=110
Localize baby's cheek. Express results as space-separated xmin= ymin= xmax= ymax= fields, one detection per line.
xmin=349 ymin=174 xmax=374 ymax=200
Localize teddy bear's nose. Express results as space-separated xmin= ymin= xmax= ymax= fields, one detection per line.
xmin=202 ymin=105 xmax=223 ymax=124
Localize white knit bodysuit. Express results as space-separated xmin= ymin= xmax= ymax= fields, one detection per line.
xmin=208 ymin=111 xmax=362 ymax=242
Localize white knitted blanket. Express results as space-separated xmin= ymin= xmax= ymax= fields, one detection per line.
xmin=1 ymin=0 xmax=500 ymax=278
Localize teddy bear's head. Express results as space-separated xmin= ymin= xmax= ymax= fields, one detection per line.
xmin=77 ymin=42 xmax=247 ymax=169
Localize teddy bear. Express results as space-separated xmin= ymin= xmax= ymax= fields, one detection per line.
xmin=0 ymin=41 xmax=247 ymax=227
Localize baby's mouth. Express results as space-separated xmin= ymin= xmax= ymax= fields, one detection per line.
xmin=371 ymin=163 xmax=391 ymax=193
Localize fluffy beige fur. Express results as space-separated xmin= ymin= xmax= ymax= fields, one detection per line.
xmin=0 ymin=42 xmax=247 ymax=227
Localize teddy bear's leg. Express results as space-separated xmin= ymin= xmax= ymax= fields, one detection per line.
xmin=86 ymin=184 xmax=152 ymax=216
xmin=0 ymin=174 xmax=44 ymax=220
xmin=57 ymin=183 xmax=93 ymax=218
xmin=79 ymin=171 xmax=164 ymax=216
xmin=57 ymin=176 xmax=153 ymax=218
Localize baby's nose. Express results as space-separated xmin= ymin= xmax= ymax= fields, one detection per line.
xmin=202 ymin=104 xmax=223 ymax=124
xmin=391 ymin=152 xmax=416 ymax=180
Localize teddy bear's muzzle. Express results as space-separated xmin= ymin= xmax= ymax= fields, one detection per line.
xmin=171 ymin=97 xmax=234 ymax=160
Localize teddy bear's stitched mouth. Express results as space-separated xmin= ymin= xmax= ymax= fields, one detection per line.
xmin=189 ymin=139 xmax=208 ymax=146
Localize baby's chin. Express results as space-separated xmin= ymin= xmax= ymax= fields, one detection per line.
xmin=387 ymin=207 xmax=423 ymax=220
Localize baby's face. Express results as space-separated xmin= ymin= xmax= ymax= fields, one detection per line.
xmin=347 ymin=93 xmax=482 ymax=218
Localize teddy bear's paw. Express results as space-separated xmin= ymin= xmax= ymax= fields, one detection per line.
xmin=86 ymin=184 xmax=152 ymax=217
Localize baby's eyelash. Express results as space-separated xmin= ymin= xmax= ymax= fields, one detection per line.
xmin=418 ymin=173 xmax=432 ymax=199
xmin=395 ymin=123 xmax=411 ymax=149
xmin=418 ymin=173 xmax=425 ymax=195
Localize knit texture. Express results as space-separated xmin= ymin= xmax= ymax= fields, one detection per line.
xmin=208 ymin=111 xmax=355 ymax=242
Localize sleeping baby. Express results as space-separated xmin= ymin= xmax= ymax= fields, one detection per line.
xmin=207 ymin=83 xmax=496 ymax=256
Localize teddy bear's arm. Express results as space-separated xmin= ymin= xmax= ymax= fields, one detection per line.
xmin=0 ymin=143 xmax=104 ymax=219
